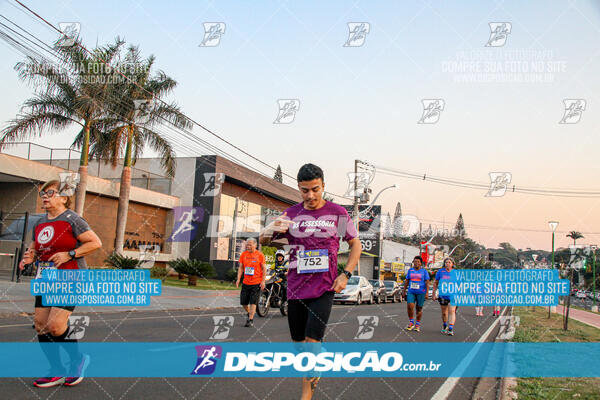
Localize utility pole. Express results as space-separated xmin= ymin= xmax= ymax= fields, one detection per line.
xmin=353 ymin=159 xmax=361 ymax=276
xmin=593 ymin=246 xmax=597 ymax=312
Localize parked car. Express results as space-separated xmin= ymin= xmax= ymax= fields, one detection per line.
xmin=383 ymin=280 xmax=402 ymax=303
xmin=576 ymin=290 xmax=587 ymax=299
xmin=369 ymin=279 xmax=387 ymax=304
xmin=334 ymin=276 xmax=373 ymax=305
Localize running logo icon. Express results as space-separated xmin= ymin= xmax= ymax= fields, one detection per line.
xmin=57 ymin=22 xmax=80 ymax=47
xmin=344 ymin=22 xmax=370 ymax=47
xmin=568 ymin=245 xmax=586 ymax=269
xmin=209 ymin=316 xmax=234 ymax=340
xmin=274 ymin=99 xmax=300 ymax=124
xmin=355 ymin=316 xmax=379 ymax=339
xmin=133 ymin=99 xmax=153 ymax=124
xmin=486 ymin=22 xmax=512 ymax=47
xmin=486 ymin=172 xmax=512 ymax=197
xmin=200 ymin=173 xmax=225 ymax=197
xmin=200 ymin=23 xmax=226 ymax=47
xmin=418 ymin=99 xmax=445 ymax=124
xmin=344 ymin=171 xmax=375 ymax=198
xmin=139 ymin=244 xmax=160 ymax=268
xmin=559 ymin=99 xmax=586 ymax=124
xmin=168 ymin=207 xmax=204 ymax=242
xmin=58 ymin=172 xmax=80 ymax=197
xmin=191 ymin=345 xmax=222 ymax=375
xmin=497 ymin=316 xmax=520 ymax=340
xmin=66 ymin=316 xmax=90 ymax=340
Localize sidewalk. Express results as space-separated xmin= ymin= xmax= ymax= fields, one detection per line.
xmin=0 ymin=279 xmax=240 ymax=316
xmin=555 ymin=305 xmax=600 ymax=329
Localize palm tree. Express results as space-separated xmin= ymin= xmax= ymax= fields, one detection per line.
xmin=0 ymin=38 xmax=125 ymax=216
xmin=106 ymin=45 xmax=192 ymax=253
xmin=567 ymin=231 xmax=584 ymax=246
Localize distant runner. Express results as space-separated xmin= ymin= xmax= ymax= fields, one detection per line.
xmin=236 ymin=238 xmax=266 ymax=327
xmin=402 ymin=256 xmax=430 ymax=332
xmin=432 ymin=258 xmax=458 ymax=336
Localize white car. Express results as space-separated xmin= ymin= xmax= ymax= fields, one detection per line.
xmin=576 ymin=291 xmax=587 ymax=299
xmin=334 ymin=276 xmax=373 ymax=305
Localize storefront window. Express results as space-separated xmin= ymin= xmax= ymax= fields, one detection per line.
xmin=216 ymin=194 xmax=267 ymax=261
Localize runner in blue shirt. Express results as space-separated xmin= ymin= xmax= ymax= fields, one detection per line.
xmin=432 ymin=258 xmax=458 ymax=336
xmin=402 ymin=256 xmax=430 ymax=332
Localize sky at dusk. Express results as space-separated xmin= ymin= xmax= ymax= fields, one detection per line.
xmin=1 ymin=0 xmax=600 ymax=251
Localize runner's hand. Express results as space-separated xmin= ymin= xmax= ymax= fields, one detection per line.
xmin=48 ymin=252 xmax=71 ymax=268
xmin=260 ymin=281 xmax=266 ymax=291
xmin=331 ymin=274 xmax=348 ymax=293
xmin=269 ymin=212 xmax=293 ymax=234
xmin=433 ymin=293 xmax=437 ymax=301
xmin=236 ymin=279 xmax=240 ymax=288
xmin=19 ymin=248 xmax=34 ymax=270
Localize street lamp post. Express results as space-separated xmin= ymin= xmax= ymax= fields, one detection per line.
xmin=548 ymin=221 xmax=559 ymax=318
xmin=351 ymin=160 xmax=396 ymax=276
xmin=592 ymin=245 xmax=597 ymax=312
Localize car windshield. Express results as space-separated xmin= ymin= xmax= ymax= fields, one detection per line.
xmin=383 ymin=281 xmax=394 ymax=288
xmin=369 ymin=280 xmax=379 ymax=287
xmin=347 ymin=277 xmax=360 ymax=286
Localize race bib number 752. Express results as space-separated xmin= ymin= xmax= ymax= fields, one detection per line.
xmin=297 ymin=249 xmax=329 ymax=274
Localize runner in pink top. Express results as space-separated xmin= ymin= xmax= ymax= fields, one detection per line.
xmin=260 ymin=163 xmax=362 ymax=400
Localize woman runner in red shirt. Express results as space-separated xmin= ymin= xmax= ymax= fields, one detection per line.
xmin=19 ymin=179 xmax=102 ymax=388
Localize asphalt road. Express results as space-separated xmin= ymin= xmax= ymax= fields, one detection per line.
xmin=0 ymin=300 xmax=503 ymax=400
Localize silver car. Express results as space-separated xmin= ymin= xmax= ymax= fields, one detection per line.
xmin=334 ymin=276 xmax=373 ymax=305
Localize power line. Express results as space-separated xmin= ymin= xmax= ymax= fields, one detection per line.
xmin=1 ymin=10 xmax=353 ymax=204
xmin=12 ymin=1 xmax=293 ymax=182
xmin=372 ymin=163 xmax=600 ymax=198
xmin=10 ymin=1 xmax=354 ymax=200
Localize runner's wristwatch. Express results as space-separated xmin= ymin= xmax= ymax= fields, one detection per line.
xmin=342 ymin=270 xmax=352 ymax=279
xmin=68 ymin=250 xmax=76 ymax=260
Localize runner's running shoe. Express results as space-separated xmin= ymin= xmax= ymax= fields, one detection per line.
xmin=405 ymin=323 xmax=415 ymax=331
xmin=34 ymin=377 xmax=65 ymax=388
xmin=447 ymin=330 xmax=454 ymax=336
xmin=441 ymin=327 xmax=448 ymax=334
xmin=414 ymin=325 xmax=421 ymax=332
xmin=64 ymin=354 xmax=90 ymax=386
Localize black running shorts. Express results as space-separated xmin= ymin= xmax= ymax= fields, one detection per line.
xmin=437 ymin=297 xmax=451 ymax=306
xmin=288 ymin=291 xmax=334 ymax=342
xmin=240 ymin=284 xmax=261 ymax=306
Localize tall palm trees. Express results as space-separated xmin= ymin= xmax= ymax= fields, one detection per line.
xmin=567 ymin=231 xmax=584 ymax=246
xmin=0 ymin=37 xmax=125 ymax=215
xmin=1 ymin=38 xmax=190 ymax=256
xmin=105 ymin=45 xmax=192 ymax=253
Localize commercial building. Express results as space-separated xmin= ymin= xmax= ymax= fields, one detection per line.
xmin=0 ymin=143 xmax=301 ymax=279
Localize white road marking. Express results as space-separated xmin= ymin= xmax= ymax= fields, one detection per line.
xmin=431 ymin=306 xmax=507 ymax=400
